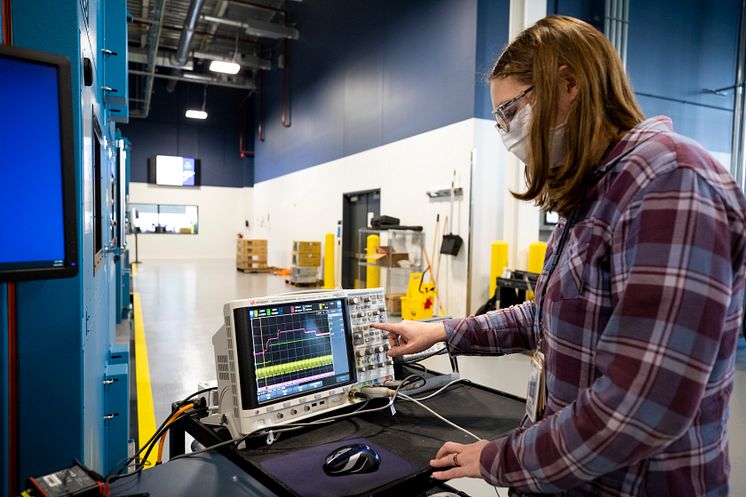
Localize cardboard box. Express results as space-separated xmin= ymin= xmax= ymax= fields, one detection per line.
xmin=292 ymin=241 xmax=321 ymax=254
xmin=385 ymin=293 xmax=404 ymax=315
xmin=237 ymin=238 xmax=267 ymax=246
xmin=292 ymin=252 xmax=321 ymax=267
xmin=237 ymin=261 xmax=269 ymax=272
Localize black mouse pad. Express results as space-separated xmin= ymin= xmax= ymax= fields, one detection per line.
xmin=259 ymin=437 xmax=416 ymax=497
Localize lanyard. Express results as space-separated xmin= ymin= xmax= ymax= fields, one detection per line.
xmin=534 ymin=209 xmax=580 ymax=346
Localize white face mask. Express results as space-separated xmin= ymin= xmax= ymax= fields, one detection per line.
xmin=499 ymin=103 xmax=566 ymax=169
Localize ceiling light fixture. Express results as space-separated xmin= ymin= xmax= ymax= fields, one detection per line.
xmin=209 ymin=60 xmax=241 ymax=74
xmin=185 ymin=109 xmax=208 ymax=120
xmin=185 ymin=85 xmax=208 ymax=120
xmin=210 ymin=30 xmax=242 ymax=75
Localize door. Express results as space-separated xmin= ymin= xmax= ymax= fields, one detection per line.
xmin=342 ymin=189 xmax=380 ymax=289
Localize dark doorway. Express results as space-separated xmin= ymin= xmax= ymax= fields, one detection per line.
xmin=342 ymin=189 xmax=381 ymax=289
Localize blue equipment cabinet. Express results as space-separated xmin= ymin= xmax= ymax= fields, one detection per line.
xmin=2 ymin=0 xmax=132 ymax=490
xmin=103 ymin=0 xmax=129 ymax=123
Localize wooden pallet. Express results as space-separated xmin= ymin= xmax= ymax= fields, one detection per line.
xmin=237 ymin=267 xmax=271 ymax=273
xmin=284 ymin=279 xmax=321 ymax=287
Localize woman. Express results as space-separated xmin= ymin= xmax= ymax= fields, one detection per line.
xmin=373 ymin=15 xmax=746 ymax=496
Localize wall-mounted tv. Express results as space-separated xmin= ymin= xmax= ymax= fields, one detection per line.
xmin=0 ymin=44 xmax=78 ymax=281
xmin=148 ymin=154 xmax=201 ymax=187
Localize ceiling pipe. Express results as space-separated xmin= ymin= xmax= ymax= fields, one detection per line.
xmin=130 ymin=17 xmax=261 ymax=49
xmin=129 ymin=69 xmax=256 ymax=91
xmin=131 ymin=0 xmax=167 ymax=119
xmin=166 ymin=0 xmax=207 ymax=92
xmin=194 ymin=49 xmax=271 ymax=71
xmin=202 ymin=14 xmax=299 ymax=40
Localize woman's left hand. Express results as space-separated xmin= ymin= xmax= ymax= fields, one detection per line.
xmin=430 ymin=439 xmax=490 ymax=480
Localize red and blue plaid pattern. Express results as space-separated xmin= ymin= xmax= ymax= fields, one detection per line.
xmin=445 ymin=117 xmax=746 ymax=496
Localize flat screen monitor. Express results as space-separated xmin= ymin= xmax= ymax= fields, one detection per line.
xmin=0 ymin=44 xmax=78 ymax=281
xmin=148 ymin=154 xmax=200 ymax=187
xmin=233 ymin=298 xmax=356 ymax=409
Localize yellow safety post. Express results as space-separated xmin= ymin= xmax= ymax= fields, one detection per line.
xmin=528 ymin=242 xmax=547 ymax=274
xmin=323 ymin=232 xmax=335 ymax=289
xmin=490 ymin=241 xmax=509 ymax=298
xmin=527 ymin=241 xmax=547 ymax=300
xmin=366 ymin=234 xmax=380 ymax=288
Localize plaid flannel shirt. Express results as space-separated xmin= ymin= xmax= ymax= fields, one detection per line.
xmin=444 ymin=117 xmax=746 ymax=496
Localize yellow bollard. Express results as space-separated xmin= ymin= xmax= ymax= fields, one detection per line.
xmin=528 ymin=242 xmax=547 ymax=274
xmin=366 ymin=234 xmax=380 ymax=288
xmin=527 ymin=241 xmax=547 ymax=300
xmin=490 ymin=241 xmax=509 ymax=298
xmin=323 ymin=232 xmax=335 ymax=289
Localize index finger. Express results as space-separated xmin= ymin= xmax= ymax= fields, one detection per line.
xmin=435 ymin=441 xmax=466 ymax=460
xmin=370 ymin=321 xmax=398 ymax=332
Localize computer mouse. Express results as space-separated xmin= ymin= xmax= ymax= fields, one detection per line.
xmin=323 ymin=443 xmax=381 ymax=476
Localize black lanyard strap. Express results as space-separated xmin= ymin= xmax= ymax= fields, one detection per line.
xmin=534 ymin=209 xmax=580 ymax=343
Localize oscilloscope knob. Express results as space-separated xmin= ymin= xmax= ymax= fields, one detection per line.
xmin=356 ymin=350 xmax=366 ymax=357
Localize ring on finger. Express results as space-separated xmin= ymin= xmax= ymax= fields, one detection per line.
xmin=452 ymin=453 xmax=459 ymax=466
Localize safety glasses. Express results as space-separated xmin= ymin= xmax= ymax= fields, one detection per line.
xmin=492 ymin=86 xmax=533 ymax=133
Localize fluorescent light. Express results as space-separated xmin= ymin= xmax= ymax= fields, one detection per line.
xmin=209 ymin=60 xmax=241 ymax=74
xmin=185 ymin=109 xmax=208 ymax=120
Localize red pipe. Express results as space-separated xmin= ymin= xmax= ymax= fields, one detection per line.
xmin=239 ymin=93 xmax=254 ymax=158
xmin=230 ymin=0 xmax=292 ymax=129
xmin=258 ymin=70 xmax=265 ymax=142
xmin=1 ymin=0 xmax=11 ymax=45
xmin=3 ymin=4 xmax=17 ymax=495
xmin=281 ymin=38 xmax=291 ymax=128
xmin=7 ymin=282 xmax=17 ymax=497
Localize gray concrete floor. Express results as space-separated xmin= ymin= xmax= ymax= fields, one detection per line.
xmin=134 ymin=259 xmax=746 ymax=496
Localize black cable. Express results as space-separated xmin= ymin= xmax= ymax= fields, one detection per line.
xmin=105 ymin=387 xmax=217 ymax=482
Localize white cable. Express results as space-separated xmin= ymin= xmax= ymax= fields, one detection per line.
xmin=405 ymin=378 xmax=471 ymax=401
xmin=399 ymin=393 xmax=480 ymax=441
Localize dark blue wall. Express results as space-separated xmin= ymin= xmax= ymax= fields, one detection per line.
xmin=255 ymin=0 xmax=494 ymax=183
xmin=627 ymin=0 xmax=739 ymax=154
xmin=474 ymin=0 xmax=511 ymax=119
xmin=553 ymin=0 xmax=739 ymax=155
xmin=121 ymin=79 xmax=253 ymax=187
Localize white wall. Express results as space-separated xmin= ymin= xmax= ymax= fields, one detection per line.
xmin=252 ymin=120 xmax=479 ymax=318
xmin=469 ymin=119 xmax=507 ymax=313
xmin=125 ymin=183 xmax=253 ymax=260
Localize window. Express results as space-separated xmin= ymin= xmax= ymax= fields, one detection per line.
xmin=128 ymin=203 xmax=198 ymax=235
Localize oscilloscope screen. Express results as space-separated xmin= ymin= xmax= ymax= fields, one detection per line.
xmin=233 ymin=298 xmax=356 ymax=409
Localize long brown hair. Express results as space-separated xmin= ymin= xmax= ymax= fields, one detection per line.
xmin=491 ymin=15 xmax=643 ymax=217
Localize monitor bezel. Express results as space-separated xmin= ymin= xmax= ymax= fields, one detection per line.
xmin=0 ymin=44 xmax=78 ymax=282
xmin=148 ymin=154 xmax=201 ymax=187
xmin=233 ymin=297 xmax=358 ymax=410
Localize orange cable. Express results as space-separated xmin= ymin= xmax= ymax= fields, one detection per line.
xmin=155 ymin=402 xmax=195 ymax=464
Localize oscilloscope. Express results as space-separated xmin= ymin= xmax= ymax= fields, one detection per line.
xmin=211 ymin=288 xmax=394 ymax=437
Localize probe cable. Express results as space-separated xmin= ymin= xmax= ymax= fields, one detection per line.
xmin=170 ymin=375 xmax=424 ymax=462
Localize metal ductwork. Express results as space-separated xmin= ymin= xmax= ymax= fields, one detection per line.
xmin=131 ymin=0 xmax=167 ymax=119
xmin=166 ymin=0 xmax=207 ymax=92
